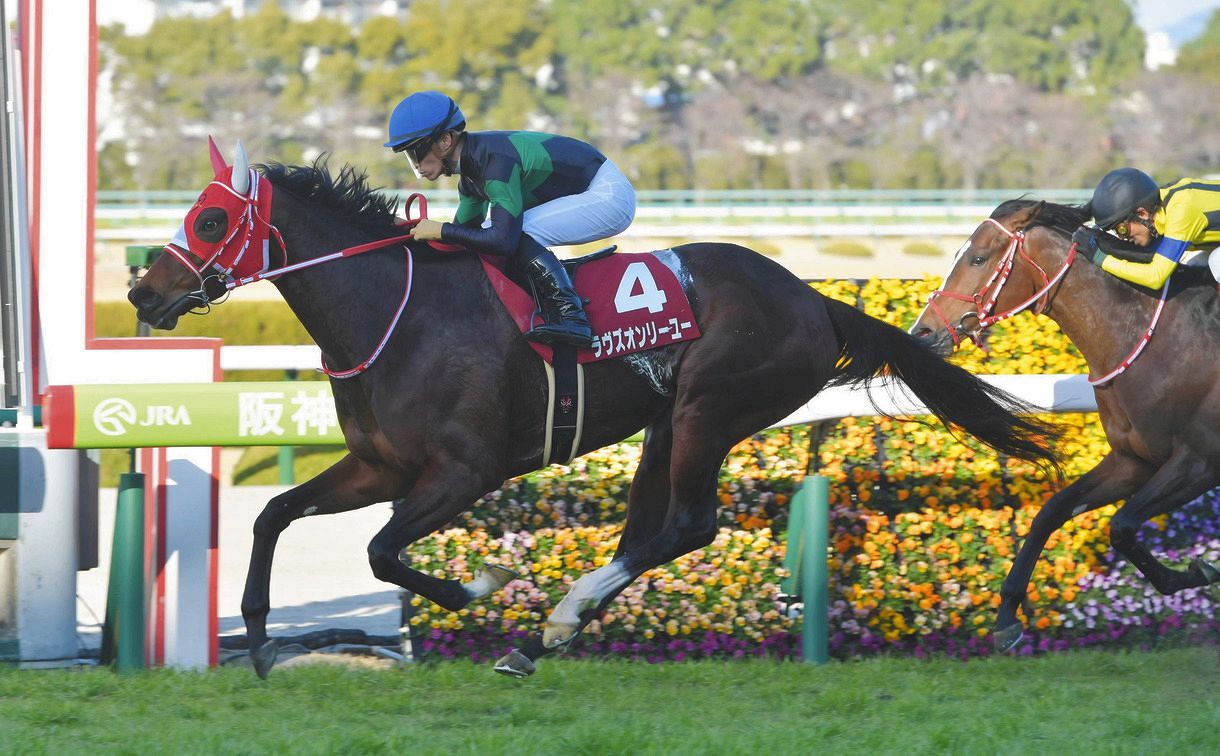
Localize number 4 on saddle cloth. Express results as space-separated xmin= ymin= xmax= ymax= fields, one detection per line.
xmin=480 ymin=247 xmax=702 ymax=363
xmin=478 ymin=246 xmax=702 ymax=465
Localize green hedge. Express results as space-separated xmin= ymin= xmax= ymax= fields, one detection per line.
xmin=95 ymin=301 xmax=311 ymax=345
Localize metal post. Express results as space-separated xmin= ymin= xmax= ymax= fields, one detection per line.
xmin=800 ymin=475 xmax=830 ymax=664
xmin=101 ymin=471 xmax=146 ymax=672
xmin=0 ymin=0 xmax=31 ymax=415
xmin=278 ymin=369 xmax=298 ymax=484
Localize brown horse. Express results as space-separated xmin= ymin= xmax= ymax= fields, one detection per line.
xmin=911 ymin=199 xmax=1220 ymax=651
xmin=129 ymin=141 xmax=1058 ymax=677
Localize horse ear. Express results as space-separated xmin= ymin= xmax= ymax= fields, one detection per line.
xmin=231 ymin=140 xmax=250 ymax=194
xmin=207 ymin=136 xmax=228 ymax=175
xmin=1012 ymin=200 xmax=1045 ymax=231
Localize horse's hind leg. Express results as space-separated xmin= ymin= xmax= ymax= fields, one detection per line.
xmin=1109 ymin=453 xmax=1220 ymax=594
xmin=993 ymin=452 xmax=1148 ymax=651
xmin=494 ymin=414 xmax=679 ymax=677
xmin=242 ymin=453 xmax=409 ymax=678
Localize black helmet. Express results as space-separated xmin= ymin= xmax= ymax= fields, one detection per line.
xmin=1088 ymin=168 xmax=1161 ymax=230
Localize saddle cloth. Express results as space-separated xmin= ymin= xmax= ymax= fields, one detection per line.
xmin=479 ymin=250 xmax=701 ymax=364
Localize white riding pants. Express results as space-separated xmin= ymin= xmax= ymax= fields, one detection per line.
xmin=519 ymin=160 xmax=636 ymax=247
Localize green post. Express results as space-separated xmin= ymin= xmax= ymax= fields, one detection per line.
xmin=278 ymin=369 xmax=298 ymax=484
xmin=780 ymin=484 xmax=808 ymax=596
xmin=800 ymin=475 xmax=830 ymax=664
xmin=102 ymin=472 xmax=146 ymax=672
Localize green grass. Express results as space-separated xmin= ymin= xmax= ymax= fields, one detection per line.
xmin=819 ymin=240 xmax=875 ymax=258
xmin=1 ymin=648 xmax=1215 ymax=753
xmin=903 ymin=241 xmax=946 ymax=257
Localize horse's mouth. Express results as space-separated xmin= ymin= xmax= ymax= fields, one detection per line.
xmin=150 ymin=311 xmax=181 ymax=330
xmin=912 ymin=326 xmax=955 ymax=357
xmin=132 ymin=296 xmax=193 ymax=331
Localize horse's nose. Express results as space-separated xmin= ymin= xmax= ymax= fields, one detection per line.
xmin=128 ymin=285 xmax=162 ymax=314
xmin=910 ymin=326 xmax=934 ymax=341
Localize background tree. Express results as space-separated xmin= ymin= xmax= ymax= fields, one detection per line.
xmin=1174 ymin=10 xmax=1220 ymax=82
xmin=97 ymin=0 xmax=1218 ymax=192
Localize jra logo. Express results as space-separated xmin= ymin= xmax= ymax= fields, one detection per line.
xmin=92 ymin=398 xmax=192 ymax=436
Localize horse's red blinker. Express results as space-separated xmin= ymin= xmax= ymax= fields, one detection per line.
xmin=163 ymin=138 xmax=282 ymax=290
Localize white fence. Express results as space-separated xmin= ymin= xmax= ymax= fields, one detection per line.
xmin=219 ymin=344 xmax=1099 ymax=423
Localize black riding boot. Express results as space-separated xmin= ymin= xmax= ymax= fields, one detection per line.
xmin=517 ymin=237 xmax=595 ymax=349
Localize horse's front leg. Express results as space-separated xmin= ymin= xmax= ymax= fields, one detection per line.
xmin=365 ymin=453 xmax=514 ymax=612
xmin=242 ymin=453 xmax=409 ymax=678
xmin=1109 ymin=451 xmax=1220 ymax=595
xmin=993 ymin=452 xmax=1148 ymax=652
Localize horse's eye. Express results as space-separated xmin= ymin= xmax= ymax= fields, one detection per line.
xmin=969 ymin=255 xmax=987 ymax=266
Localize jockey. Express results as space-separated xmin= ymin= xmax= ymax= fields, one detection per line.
xmin=384 ymin=90 xmax=636 ymax=349
xmin=1074 ymin=168 xmax=1220 ymax=288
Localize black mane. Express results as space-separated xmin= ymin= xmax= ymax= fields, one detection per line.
xmin=991 ymin=198 xmax=1090 ymax=237
xmin=256 ymin=158 xmax=399 ymax=228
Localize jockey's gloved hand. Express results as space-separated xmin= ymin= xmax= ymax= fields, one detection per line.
xmin=1071 ymin=225 xmax=1105 ymax=265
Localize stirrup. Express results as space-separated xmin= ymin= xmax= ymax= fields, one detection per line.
xmin=525 ymin=323 xmax=594 ymax=349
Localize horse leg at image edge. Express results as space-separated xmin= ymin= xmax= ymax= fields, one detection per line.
xmin=1108 ymin=452 xmax=1220 ymax=595
xmin=992 ymin=453 xmax=1148 ymax=652
xmin=241 ymin=455 xmax=410 ymax=678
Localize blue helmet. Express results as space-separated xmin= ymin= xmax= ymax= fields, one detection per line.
xmin=384 ymin=91 xmax=466 ymax=150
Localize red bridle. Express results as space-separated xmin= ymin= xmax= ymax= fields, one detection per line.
xmin=160 ymin=175 xmax=445 ymax=379
xmin=924 ymin=218 xmax=1077 ymax=351
xmin=923 ymin=217 xmax=1169 ymax=387
xmin=160 ymin=168 xmax=288 ymax=293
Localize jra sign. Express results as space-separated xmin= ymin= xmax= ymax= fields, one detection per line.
xmin=45 ymin=382 xmax=344 ymax=448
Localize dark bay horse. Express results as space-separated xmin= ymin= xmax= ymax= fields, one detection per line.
xmin=911 ymin=199 xmax=1220 ymax=651
xmin=129 ymin=141 xmax=1058 ymax=677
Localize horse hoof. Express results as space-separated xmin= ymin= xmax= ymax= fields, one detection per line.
xmin=493 ymin=649 xmax=535 ymax=678
xmin=1192 ymin=557 xmax=1220 ymax=585
xmin=542 ymin=622 xmax=580 ymax=650
xmin=463 ymin=565 xmax=520 ymax=600
xmin=992 ymin=623 xmax=1024 ymax=653
xmin=250 ymin=639 xmax=280 ymax=679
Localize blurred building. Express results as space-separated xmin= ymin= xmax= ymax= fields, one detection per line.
xmin=99 ymin=0 xmax=407 ymax=34
xmin=1144 ymin=31 xmax=1179 ymax=70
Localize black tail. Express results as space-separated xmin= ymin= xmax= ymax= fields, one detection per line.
xmin=821 ymin=297 xmax=1061 ymax=477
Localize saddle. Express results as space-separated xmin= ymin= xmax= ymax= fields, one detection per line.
xmin=477 ymin=245 xmax=701 ymax=467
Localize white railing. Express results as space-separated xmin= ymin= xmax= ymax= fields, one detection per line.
xmin=219 ymin=344 xmax=1099 ymax=420
xmin=220 ymin=344 xmax=321 ymax=372
xmin=94 ymin=198 xmax=1044 ymax=243
xmin=777 ymin=374 xmax=1096 ymax=426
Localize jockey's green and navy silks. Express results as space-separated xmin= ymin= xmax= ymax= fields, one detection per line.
xmin=1100 ymin=177 xmax=1220 ymax=289
xmin=439 ymin=131 xmax=607 ymax=256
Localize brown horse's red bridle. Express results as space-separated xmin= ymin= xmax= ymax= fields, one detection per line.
xmin=924 ymin=217 xmax=1170 ymax=387
xmin=924 ymin=218 xmax=1077 ymax=351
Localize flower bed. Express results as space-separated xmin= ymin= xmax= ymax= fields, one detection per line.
xmin=404 ymin=494 xmax=1216 ymax=662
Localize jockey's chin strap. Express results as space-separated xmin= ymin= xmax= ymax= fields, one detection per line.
xmin=924 ymin=217 xmax=1168 ymax=387
xmin=924 ymin=218 xmax=1070 ymax=353
xmin=162 ymin=189 xmax=446 ymax=379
